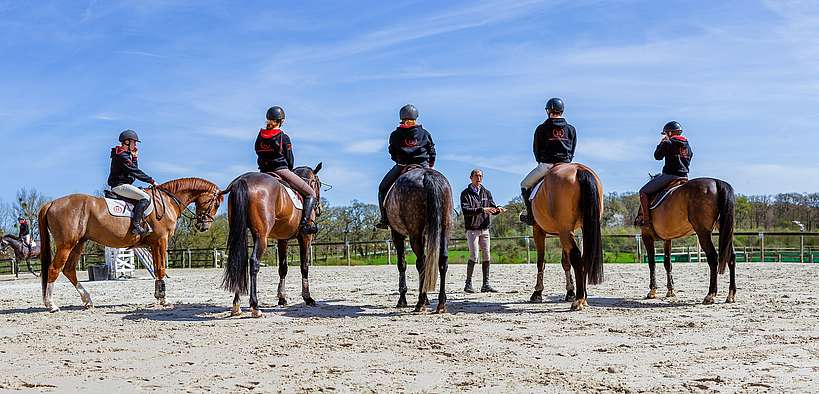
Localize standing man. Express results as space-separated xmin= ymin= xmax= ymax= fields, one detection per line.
xmin=460 ymin=169 xmax=506 ymax=293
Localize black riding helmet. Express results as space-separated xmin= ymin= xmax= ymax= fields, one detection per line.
xmin=662 ymin=121 xmax=683 ymax=135
xmin=399 ymin=104 xmax=418 ymax=120
xmin=545 ymin=98 xmax=564 ymax=114
xmin=266 ymin=106 xmax=285 ymax=121
xmin=119 ymin=129 xmax=140 ymax=143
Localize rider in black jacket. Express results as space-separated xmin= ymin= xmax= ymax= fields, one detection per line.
xmin=638 ymin=121 xmax=693 ymax=227
xmin=375 ymin=104 xmax=436 ymax=229
xmin=108 ymin=129 xmax=157 ymax=236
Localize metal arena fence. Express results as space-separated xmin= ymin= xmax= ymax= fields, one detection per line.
xmin=2 ymin=232 xmax=818 ymax=276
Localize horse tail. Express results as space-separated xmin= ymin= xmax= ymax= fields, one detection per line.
xmin=38 ymin=202 xmax=53 ymax=297
xmin=578 ymin=169 xmax=604 ymax=285
xmin=422 ymin=172 xmax=444 ymax=293
xmin=716 ymin=179 xmax=736 ymax=275
xmin=222 ymin=178 xmax=250 ymax=295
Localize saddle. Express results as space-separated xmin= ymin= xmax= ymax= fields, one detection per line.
xmin=648 ymin=178 xmax=688 ymax=210
xmin=103 ymin=190 xmax=154 ymax=218
xmin=263 ymin=172 xmax=304 ymax=210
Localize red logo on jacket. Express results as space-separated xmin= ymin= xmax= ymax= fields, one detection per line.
xmin=402 ymin=138 xmax=418 ymax=148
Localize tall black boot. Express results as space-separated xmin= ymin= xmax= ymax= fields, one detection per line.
xmin=481 ymin=260 xmax=498 ymax=293
xmin=375 ymin=191 xmax=390 ymax=229
xmin=519 ymin=187 xmax=534 ymax=225
xmin=130 ymin=199 xmax=150 ymax=236
xmin=299 ymin=196 xmax=319 ymax=235
xmin=464 ymin=260 xmax=477 ymax=293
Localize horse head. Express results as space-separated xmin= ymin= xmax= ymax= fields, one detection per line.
xmin=192 ymin=186 xmax=224 ymax=232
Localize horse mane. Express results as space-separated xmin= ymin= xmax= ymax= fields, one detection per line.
xmin=158 ymin=177 xmax=219 ymax=195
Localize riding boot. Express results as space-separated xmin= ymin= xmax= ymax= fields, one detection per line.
xmin=130 ymin=199 xmax=150 ymax=236
xmin=519 ymin=188 xmax=534 ymax=225
xmin=480 ymin=260 xmax=498 ymax=292
xmin=299 ymin=196 xmax=319 ymax=235
xmin=464 ymin=260 xmax=476 ymax=293
xmin=639 ymin=193 xmax=652 ymax=228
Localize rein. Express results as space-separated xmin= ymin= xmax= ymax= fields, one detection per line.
xmin=153 ymin=185 xmax=219 ymax=224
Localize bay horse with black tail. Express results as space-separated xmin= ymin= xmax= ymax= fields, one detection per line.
xmin=0 ymin=235 xmax=40 ymax=277
xmin=637 ymin=177 xmax=736 ymax=304
xmin=38 ymin=178 xmax=223 ymax=312
xmin=528 ymin=163 xmax=603 ymax=311
xmin=385 ymin=166 xmax=453 ymax=313
xmin=222 ymin=163 xmax=322 ymax=318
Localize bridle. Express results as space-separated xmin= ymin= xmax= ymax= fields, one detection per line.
xmin=304 ymin=175 xmax=323 ymax=217
xmin=152 ymin=186 xmax=221 ymax=228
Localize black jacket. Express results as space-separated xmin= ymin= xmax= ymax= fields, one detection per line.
xmin=533 ymin=118 xmax=576 ymax=164
xmin=108 ymin=147 xmax=154 ymax=188
xmin=460 ymin=185 xmax=497 ymax=231
xmin=654 ymin=135 xmax=692 ymax=177
xmin=19 ymin=222 xmax=29 ymax=237
xmin=388 ymin=124 xmax=436 ymax=166
xmin=256 ymin=128 xmax=294 ymax=172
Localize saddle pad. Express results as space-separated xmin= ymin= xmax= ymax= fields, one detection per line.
xmin=105 ymin=198 xmax=154 ymax=218
xmin=529 ymin=179 xmax=545 ymax=201
xmin=650 ymin=184 xmax=684 ymax=210
xmin=283 ymin=185 xmax=303 ymax=210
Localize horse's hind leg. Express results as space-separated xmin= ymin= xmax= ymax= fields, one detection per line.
xmin=409 ymin=237 xmax=428 ymax=312
xmin=726 ymin=250 xmax=737 ymax=303
xmin=435 ymin=235 xmax=449 ymax=314
xmin=530 ymin=225 xmax=547 ymax=303
xmin=563 ymin=234 xmax=586 ymax=311
xmin=276 ymin=239 xmax=289 ymax=306
xmin=44 ymin=243 xmax=74 ymax=313
xmin=298 ymin=236 xmax=316 ymax=306
xmin=663 ymin=240 xmax=675 ymax=298
xmin=392 ymin=231 xmax=408 ymax=308
xmin=697 ymin=232 xmax=720 ymax=305
xmin=231 ymin=292 xmax=242 ymax=316
xmin=249 ymin=233 xmax=267 ymax=318
xmin=644 ymin=235 xmax=657 ymax=299
xmin=63 ymin=240 xmax=92 ymax=308
xmin=562 ymin=250 xmax=575 ymax=302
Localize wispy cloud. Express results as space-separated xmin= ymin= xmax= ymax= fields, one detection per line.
xmin=343 ymin=139 xmax=385 ymax=154
xmin=116 ymin=50 xmax=168 ymax=59
xmin=92 ymin=112 xmax=118 ymax=121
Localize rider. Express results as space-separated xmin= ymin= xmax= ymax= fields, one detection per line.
xmin=375 ymin=104 xmax=437 ymax=229
xmin=17 ymin=217 xmax=31 ymax=250
xmin=108 ymin=129 xmax=157 ymax=236
xmin=519 ymin=98 xmax=577 ymax=225
xmin=638 ymin=121 xmax=693 ymax=228
xmin=255 ymin=106 xmax=319 ymax=235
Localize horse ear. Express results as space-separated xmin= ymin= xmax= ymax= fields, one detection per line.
xmin=314 ymin=162 xmax=323 ymax=174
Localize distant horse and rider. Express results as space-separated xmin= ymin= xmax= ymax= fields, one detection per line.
xmin=1 ymin=234 xmax=40 ymax=277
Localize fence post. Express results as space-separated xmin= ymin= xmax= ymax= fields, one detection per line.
xmin=386 ymin=240 xmax=392 ymax=265
xmin=759 ymin=232 xmax=765 ymax=263
xmin=187 ymin=249 xmax=192 ymax=269
xmin=345 ymin=241 xmax=351 ymax=266
xmin=525 ymin=236 xmax=531 ymax=264
xmin=800 ymin=234 xmax=804 ymax=263
xmin=635 ymin=234 xmax=641 ymax=264
xmin=212 ymin=248 xmax=217 ymax=268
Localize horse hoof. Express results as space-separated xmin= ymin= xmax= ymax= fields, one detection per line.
xmin=725 ymin=292 xmax=736 ymax=303
xmin=565 ymin=291 xmax=576 ymax=302
xmin=571 ymin=299 xmax=588 ymax=311
xmin=396 ymin=298 xmax=408 ymax=308
xmin=413 ymin=305 xmax=428 ymax=313
xmin=702 ymin=294 xmax=715 ymax=305
xmin=529 ymin=292 xmax=543 ymax=303
xmin=645 ymin=289 xmax=657 ymax=299
xmin=278 ymin=298 xmax=288 ymax=306
xmin=435 ymin=304 xmax=448 ymax=314
xmin=230 ymin=305 xmax=242 ymax=317
xmin=251 ymin=308 xmax=264 ymax=318
xmin=49 ymin=306 xmax=60 ymax=313
xmin=666 ymin=289 xmax=676 ymax=298
xmin=304 ymin=297 xmax=317 ymax=307
xmin=84 ymin=303 xmax=94 ymax=310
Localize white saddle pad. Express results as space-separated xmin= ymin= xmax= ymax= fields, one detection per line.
xmin=105 ymin=198 xmax=155 ymax=218
xmin=529 ymin=179 xmax=545 ymax=201
xmin=283 ymin=185 xmax=303 ymax=210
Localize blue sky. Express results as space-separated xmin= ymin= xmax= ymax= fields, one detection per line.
xmin=1 ymin=0 xmax=818 ymax=208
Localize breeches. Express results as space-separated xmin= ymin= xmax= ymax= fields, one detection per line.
xmin=520 ymin=163 xmax=555 ymax=189
xmin=273 ymin=169 xmax=316 ymax=198
xmin=112 ymin=184 xmax=150 ymax=201
xmin=466 ymin=229 xmax=491 ymax=262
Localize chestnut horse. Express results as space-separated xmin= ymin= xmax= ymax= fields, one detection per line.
xmin=38 ymin=178 xmax=223 ymax=312
xmin=638 ymin=178 xmax=736 ymax=304
xmin=222 ymin=164 xmax=322 ymax=318
xmin=528 ymin=163 xmax=603 ymax=311
xmin=385 ymin=166 xmax=453 ymax=313
xmin=0 ymin=235 xmax=39 ymax=277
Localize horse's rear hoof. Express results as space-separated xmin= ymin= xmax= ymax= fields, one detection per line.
xmin=435 ymin=304 xmax=448 ymax=314
xmin=666 ymin=289 xmax=676 ymax=298
xmin=565 ymin=291 xmax=576 ymax=302
xmin=251 ymin=308 xmax=264 ymax=318
xmin=278 ymin=298 xmax=288 ymax=306
xmin=725 ymin=291 xmax=736 ymax=304
xmin=396 ymin=298 xmax=408 ymax=308
xmin=304 ymin=297 xmax=317 ymax=307
xmin=570 ymin=299 xmax=588 ymax=311
xmin=702 ymin=294 xmax=715 ymax=305
xmin=413 ymin=305 xmax=428 ymax=313
xmin=48 ymin=306 xmax=60 ymax=313
xmin=529 ymin=292 xmax=543 ymax=303
xmin=645 ymin=289 xmax=657 ymax=299
xmin=230 ymin=305 xmax=242 ymax=317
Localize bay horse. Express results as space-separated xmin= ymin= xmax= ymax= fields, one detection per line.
xmin=222 ymin=164 xmax=322 ymax=318
xmin=637 ymin=177 xmax=736 ymax=304
xmin=0 ymin=235 xmax=40 ymax=277
xmin=385 ymin=166 xmax=453 ymax=313
xmin=38 ymin=178 xmax=223 ymax=312
xmin=528 ymin=163 xmax=604 ymax=311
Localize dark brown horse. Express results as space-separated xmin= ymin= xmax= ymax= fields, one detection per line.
xmin=222 ymin=164 xmax=322 ymax=318
xmin=38 ymin=178 xmax=223 ymax=312
xmin=528 ymin=163 xmax=604 ymax=311
xmin=0 ymin=235 xmax=40 ymax=277
xmin=637 ymin=178 xmax=736 ymax=304
xmin=385 ymin=166 xmax=453 ymax=313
